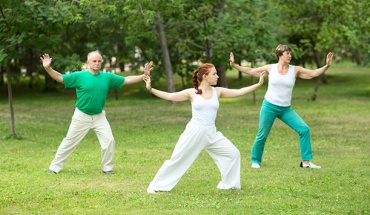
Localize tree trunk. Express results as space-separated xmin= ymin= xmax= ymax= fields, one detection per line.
xmin=44 ymin=73 xmax=58 ymax=92
xmin=6 ymin=64 xmax=16 ymax=136
xmin=204 ymin=1 xmax=226 ymax=85
xmin=156 ymin=12 xmax=175 ymax=93
xmin=215 ymin=64 xmax=227 ymax=87
xmin=0 ymin=74 xmax=3 ymax=86
xmin=114 ymin=89 xmax=118 ymax=100
xmin=252 ymin=76 xmax=256 ymax=104
xmin=311 ymin=51 xmax=327 ymax=101
xmin=0 ymin=64 xmax=4 ymax=86
xmin=203 ymin=15 xmax=212 ymax=63
xmin=311 ymin=75 xmax=322 ymax=101
xmin=25 ymin=48 xmax=36 ymax=89
xmin=251 ymin=61 xmax=256 ymax=104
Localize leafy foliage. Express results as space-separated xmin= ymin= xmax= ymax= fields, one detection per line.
xmin=276 ymin=0 xmax=370 ymax=66
xmin=0 ymin=0 xmax=369 ymax=88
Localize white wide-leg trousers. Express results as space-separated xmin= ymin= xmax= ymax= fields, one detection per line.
xmin=148 ymin=120 xmax=241 ymax=191
xmin=49 ymin=108 xmax=115 ymax=173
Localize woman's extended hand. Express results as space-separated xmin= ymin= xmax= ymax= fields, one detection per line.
xmin=143 ymin=74 xmax=152 ymax=91
xmin=229 ymin=52 xmax=235 ymax=66
xmin=144 ymin=62 xmax=153 ymax=75
xmin=258 ymin=71 xmax=267 ymax=86
xmin=326 ymin=52 xmax=333 ymax=67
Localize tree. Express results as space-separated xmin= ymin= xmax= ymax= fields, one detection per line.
xmin=276 ymin=0 xmax=370 ymax=100
xmin=117 ymin=0 xmax=184 ymax=92
xmin=121 ymin=0 xmax=278 ymax=91
xmin=172 ymin=0 xmax=278 ymax=90
xmin=0 ymin=0 xmax=87 ymax=136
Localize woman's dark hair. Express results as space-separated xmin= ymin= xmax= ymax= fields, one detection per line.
xmin=192 ymin=63 xmax=214 ymax=94
xmin=275 ymin=44 xmax=292 ymax=60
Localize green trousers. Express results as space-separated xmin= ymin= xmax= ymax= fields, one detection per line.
xmin=251 ymin=99 xmax=313 ymax=164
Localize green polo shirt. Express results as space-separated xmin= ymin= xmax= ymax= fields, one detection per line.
xmin=62 ymin=71 xmax=125 ymax=115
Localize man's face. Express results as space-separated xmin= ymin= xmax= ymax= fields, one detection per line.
xmin=87 ymin=53 xmax=103 ymax=71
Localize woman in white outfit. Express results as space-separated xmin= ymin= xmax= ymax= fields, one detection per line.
xmin=143 ymin=63 xmax=266 ymax=193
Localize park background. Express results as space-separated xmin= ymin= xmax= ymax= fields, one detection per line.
xmin=1 ymin=0 xmax=369 ymax=214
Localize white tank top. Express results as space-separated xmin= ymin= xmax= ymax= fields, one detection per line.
xmin=265 ymin=64 xmax=296 ymax=106
xmin=191 ymin=87 xmax=219 ymax=126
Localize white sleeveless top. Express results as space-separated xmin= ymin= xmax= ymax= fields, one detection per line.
xmin=265 ymin=63 xmax=296 ymax=107
xmin=191 ymin=87 xmax=219 ymax=126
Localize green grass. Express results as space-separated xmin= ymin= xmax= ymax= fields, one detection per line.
xmin=0 ymin=62 xmax=369 ymax=214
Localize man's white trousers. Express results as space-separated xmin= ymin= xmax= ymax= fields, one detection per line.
xmin=49 ymin=108 xmax=115 ymax=173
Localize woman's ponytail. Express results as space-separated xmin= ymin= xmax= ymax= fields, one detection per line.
xmin=192 ymin=63 xmax=214 ymax=95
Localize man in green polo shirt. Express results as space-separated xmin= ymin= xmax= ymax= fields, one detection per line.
xmin=40 ymin=50 xmax=152 ymax=174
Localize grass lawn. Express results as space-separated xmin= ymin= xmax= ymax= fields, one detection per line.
xmin=0 ymin=62 xmax=369 ymax=214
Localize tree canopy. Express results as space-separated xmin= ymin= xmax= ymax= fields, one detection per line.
xmin=1 ymin=0 xmax=369 ymax=90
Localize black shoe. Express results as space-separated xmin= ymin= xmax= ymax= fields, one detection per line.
xmin=101 ymin=170 xmax=114 ymax=174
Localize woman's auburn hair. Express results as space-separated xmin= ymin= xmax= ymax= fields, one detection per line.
xmin=192 ymin=63 xmax=215 ymax=95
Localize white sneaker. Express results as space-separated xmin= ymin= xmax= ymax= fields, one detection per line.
xmin=251 ymin=163 xmax=260 ymax=169
xmin=147 ymin=187 xmax=156 ymax=194
xmin=300 ymin=161 xmax=321 ymax=169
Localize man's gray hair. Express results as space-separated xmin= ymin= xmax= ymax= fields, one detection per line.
xmin=87 ymin=50 xmax=102 ymax=61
